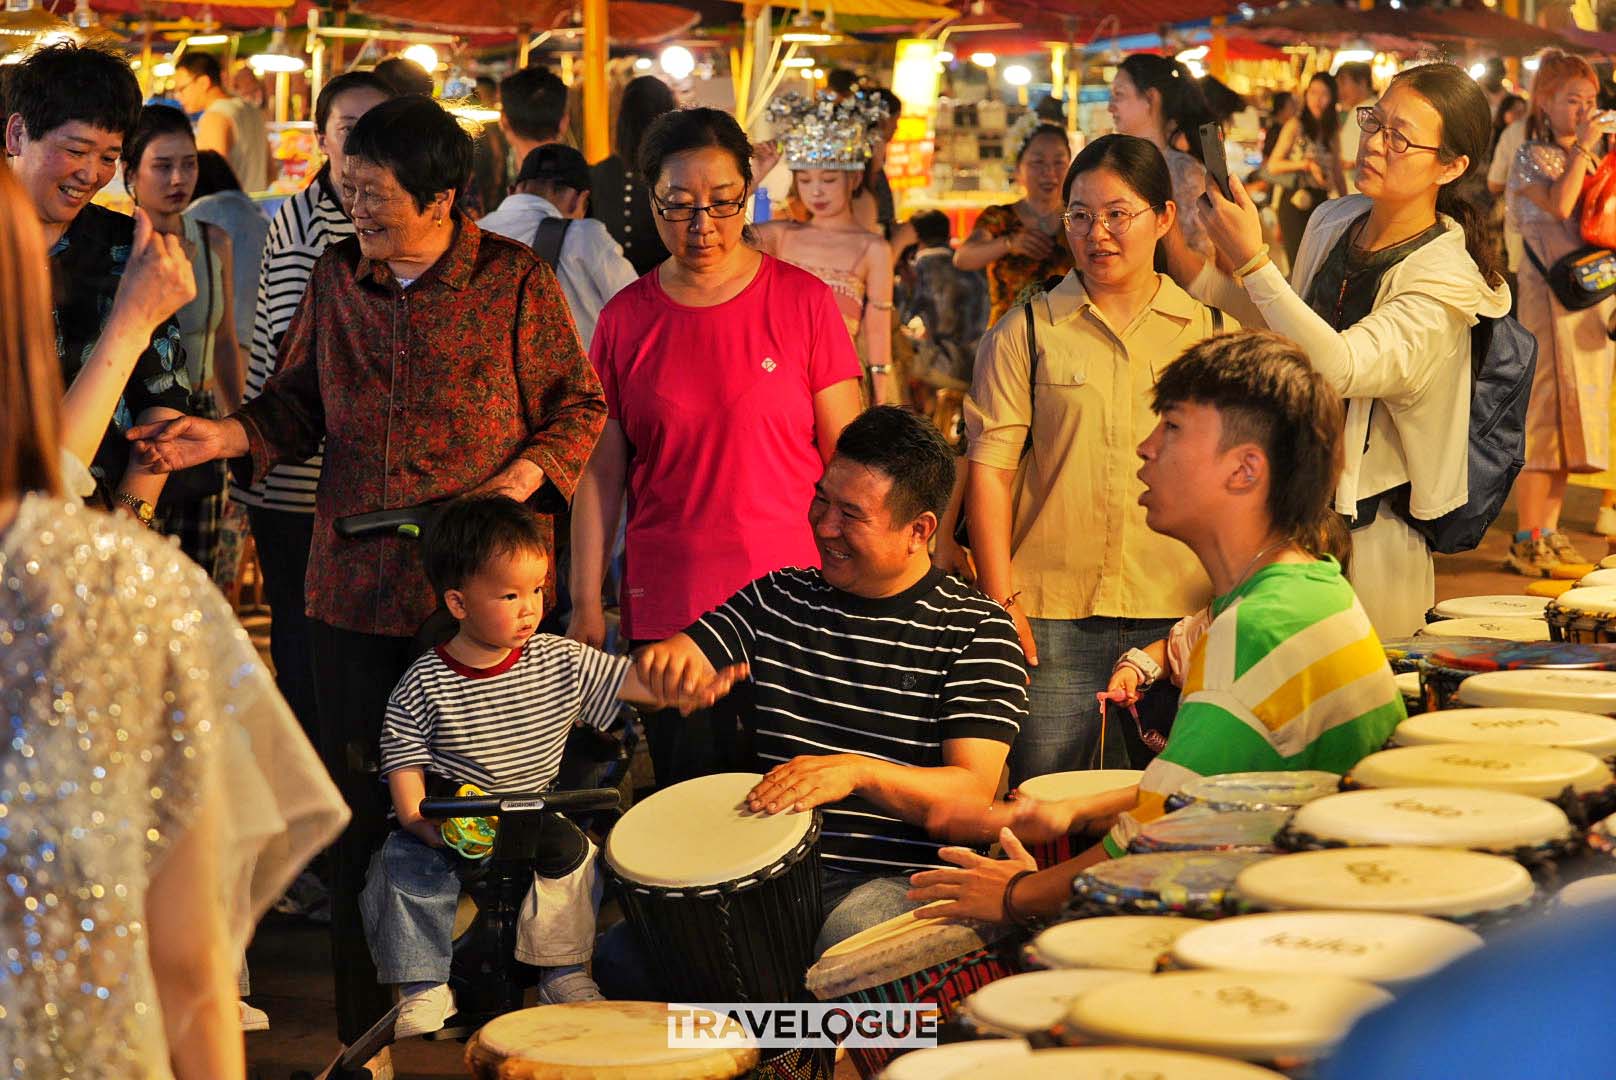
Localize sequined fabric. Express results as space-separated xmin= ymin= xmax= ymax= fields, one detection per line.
xmin=0 ymin=495 xmax=337 ymax=1078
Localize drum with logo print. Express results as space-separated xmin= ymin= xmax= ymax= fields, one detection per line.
xmin=805 ymin=907 xmax=1013 ymax=1078
xmin=948 ymin=1047 xmax=1290 ymax=1080
xmin=877 ymin=1039 xmax=1032 ymax=1080
xmin=1416 ymin=616 xmax=1551 ymax=642
xmin=1165 ymin=770 xmax=1342 ymax=813
xmin=1233 ymin=846 xmax=1539 ymax=928
xmin=1391 ymin=706 xmax=1616 ymax=757
xmin=1345 ymin=743 xmax=1616 ymax=820
xmin=1014 ymin=770 xmax=1143 ymax=868
xmin=1070 ymin=850 xmax=1273 ymax=919
xmin=465 ymin=1001 xmax=759 ymax=1080
xmin=1022 ymin=915 xmax=1199 ymax=973
xmin=955 ymin=969 xmax=1144 ymax=1041
xmin=1425 ymin=595 xmax=1550 ymax=623
xmin=1061 ymin=970 xmax=1391 ymax=1069
xmin=1547 ymin=585 xmax=1616 ymax=643
xmin=1276 ymin=787 xmax=1580 ymax=874
xmin=1127 ymin=804 xmax=1288 ymax=855
xmin=1166 ymin=910 xmax=1482 ymax=989
xmin=1455 ymin=668 xmax=1616 ymax=716
xmin=1419 ymin=640 xmax=1616 ymax=711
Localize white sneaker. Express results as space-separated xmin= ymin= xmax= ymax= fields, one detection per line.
xmin=537 ymin=968 xmax=605 ymax=1004
xmin=393 ymin=984 xmax=455 ymax=1040
xmin=239 ymin=1000 xmax=270 ymax=1033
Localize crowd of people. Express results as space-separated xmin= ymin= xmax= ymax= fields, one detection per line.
xmin=2 ymin=32 xmax=1615 ymax=1077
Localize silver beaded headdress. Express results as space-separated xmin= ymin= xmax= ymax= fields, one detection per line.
xmin=767 ymin=91 xmax=891 ymax=172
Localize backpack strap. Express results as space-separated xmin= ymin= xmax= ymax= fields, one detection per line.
xmin=1211 ymin=306 xmax=1224 ymax=332
xmin=1020 ymin=298 xmax=1039 ymax=459
xmin=531 ymin=216 xmax=572 ymax=269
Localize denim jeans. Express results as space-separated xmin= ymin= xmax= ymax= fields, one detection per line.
xmin=1008 ymin=615 xmax=1179 ymax=786
xmin=594 ymin=866 xmax=921 ymax=1000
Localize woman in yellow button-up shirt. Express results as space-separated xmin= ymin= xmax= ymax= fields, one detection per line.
xmin=964 ymin=134 xmax=1226 ymax=784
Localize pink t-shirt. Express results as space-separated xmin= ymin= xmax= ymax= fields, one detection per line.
xmin=591 ymin=254 xmax=863 ymax=640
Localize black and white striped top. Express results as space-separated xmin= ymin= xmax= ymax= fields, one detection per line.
xmin=229 ymin=169 xmax=350 ymax=512
xmin=380 ymin=636 xmax=630 ymax=793
xmin=686 ymin=567 xmax=1027 ymax=875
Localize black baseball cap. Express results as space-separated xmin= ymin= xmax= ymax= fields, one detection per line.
xmin=514 ymin=144 xmax=592 ymax=192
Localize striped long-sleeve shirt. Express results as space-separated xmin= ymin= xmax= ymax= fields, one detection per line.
xmin=1104 ymin=557 xmax=1405 ymax=857
xmin=685 ymin=566 xmax=1027 ymax=875
xmin=229 ymin=167 xmax=350 ymax=512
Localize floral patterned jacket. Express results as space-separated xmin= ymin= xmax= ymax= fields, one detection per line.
xmin=234 ymin=216 xmax=607 ymax=637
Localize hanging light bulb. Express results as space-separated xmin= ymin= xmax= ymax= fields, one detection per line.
xmin=249 ymin=14 xmax=306 ymax=73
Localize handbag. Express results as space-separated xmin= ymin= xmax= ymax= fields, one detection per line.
xmin=1580 ymin=151 xmax=1616 ymax=249
xmin=158 ymin=231 xmax=229 ymax=505
xmin=1523 ymin=241 xmax=1616 ymax=311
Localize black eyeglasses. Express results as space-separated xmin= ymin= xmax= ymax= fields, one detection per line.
xmin=1062 ymin=204 xmax=1158 ymax=238
xmin=651 ymin=195 xmax=747 ymax=222
xmin=1356 ymin=106 xmax=1444 ymax=156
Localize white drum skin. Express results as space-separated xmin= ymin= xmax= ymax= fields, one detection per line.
xmin=1349 ymin=742 xmax=1613 ymax=799
xmin=1026 ymin=915 xmax=1200 ymax=973
xmin=1417 ymin=617 xmax=1550 ymax=642
xmin=1392 ymin=707 xmax=1616 ymax=756
xmin=1018 ymin=769 xmax=1143 ymax=801
xmin=1288 ymin=787 xmax=1576 ymax=851
xmin=1456 ymin=669 xmax=1616 ymax=717
xmin=945 ymin=1047 xmax=1290 ymax=1080
xmin=1234 ymin=846 xmax=1536 ymax=919
xmin=959 ymin=969 xmax=1143 ymax=1036
xmin=1429 ymin=595 xmax=1549 ymax=620
xmin=878 ymin=1040 xmax=1032 ymax=1080
xmin=466 ymin=1002 xmax=759 ymax=1079
xmin=604 ymin=773 xmax=812 ymax=888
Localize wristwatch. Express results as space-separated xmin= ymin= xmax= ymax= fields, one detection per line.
xmin=1114 ymin=647 xmax=1163 ymax=689
xmin=115 ymin=492 xmax=157 ymax=527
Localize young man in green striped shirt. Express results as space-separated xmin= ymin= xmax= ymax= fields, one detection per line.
xmin=909 ymin=330 xmax=1406 ymax=921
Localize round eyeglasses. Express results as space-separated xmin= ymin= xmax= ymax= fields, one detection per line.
xmin=1062 ymin=204 xmax=1158 ymax=238
xmin=1356 ymin=106 xmax=1445 ymax=156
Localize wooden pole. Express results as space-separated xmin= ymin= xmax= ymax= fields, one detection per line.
xmin=583 ymin=0 xmax=609 ymax=162
xmin=139 ymin=15 xmax=153 ymax=97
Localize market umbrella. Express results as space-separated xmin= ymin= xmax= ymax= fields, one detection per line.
xmin=357 ymin=0 xmax=699 ymax=43
xmin=1230 ymin=3 xmax=1582 ymax=56
xmin=88 ymin=0 xmax=316 ymax=31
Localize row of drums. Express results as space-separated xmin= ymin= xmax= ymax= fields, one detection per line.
xmin=466 ymin=589 xmax=1616 ymax=1080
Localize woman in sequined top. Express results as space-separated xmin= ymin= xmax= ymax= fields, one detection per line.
xmin=0 ymin=160 xmax=345 ymax=1080
xmin=1505 ymin=50 xmax=1616 ymax=573
xmin=953 ymin=123 xmax=1075 ymax=326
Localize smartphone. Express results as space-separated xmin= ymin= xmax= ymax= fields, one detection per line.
xmin=1199 ymin=121 xmax=1234 ymax=202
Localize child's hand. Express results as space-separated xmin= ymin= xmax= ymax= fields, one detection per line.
xmin=668 ymin=662 xmax=751 ymax=716
xmin=1106 ymin=665 xmax=1142 ymax=706
xmin=402 ymin=814 xmax=446 ymax=849
xmin=1005 ymin=794 xmax=1081 ymax=844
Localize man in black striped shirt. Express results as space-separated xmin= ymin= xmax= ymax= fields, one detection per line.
xmin=635 ymin=407 xmax=1027 ymax=953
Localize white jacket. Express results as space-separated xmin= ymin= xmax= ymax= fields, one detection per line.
xmin=1189 ymin=194 xmax=1512 ymax=519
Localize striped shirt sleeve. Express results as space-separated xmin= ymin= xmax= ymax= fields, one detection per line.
xmin=380 ymin=663 xmax=436 ymax=778
xmin=938 ymin=609 xmax=1026 ymax=743
xmin=572 ymin=640 xmax=632 ymax=731
xmin=685 ymin=577 xmax=765 ymax=669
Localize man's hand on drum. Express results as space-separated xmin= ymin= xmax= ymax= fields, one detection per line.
xmin=630 ymin=634 xmax=750 ymax=715
xmin=748 ymin=755 xmax=865 ymax=814
xmin=905 ymin=828 xmax=1037 ymax=922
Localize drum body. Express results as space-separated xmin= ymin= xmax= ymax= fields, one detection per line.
xmin=1426 ymin=595 xmax=1550 ymax=622
xmin=1023 ymin=915 xmax=1198 ymax=973
xmin=1061 ymin=970 xmax=1391 ymax=1069
xmin=954 ymin=969 xmax=1142 ymax=1041
xmin=1164 ymin=771 xmax=1341 ymax=813
xmin=1127 ymin=805 xmax=1287 ymax=855
xmin=805 ymin=908 xmax=1013 ymax=1078
xmin=465 ymin=1001 xmax=759 ymax=1080
xmin=1166 ymin=910 xmax=1482 ymax=989
xmin=1070 ymin=850 xmax=1273 ymax=919
xmin=1418 ymin=641 xmax=1616 ymax=711
xmin=1014 ymin=770 xmax=1142 ymax=869
xmin=1233 ymin=846 xmax=1539 ymax=929
xmin=604 ymin=774 xmax=823 ymax=1004
xmin=1547 ymin=586 xmax=1616 ymax=643
xmin=1391 ymin=706 xmax=1616 ymax=757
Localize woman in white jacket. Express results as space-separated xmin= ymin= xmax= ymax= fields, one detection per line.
xmin=1165 ymin=62 xmax=1511 ymax=637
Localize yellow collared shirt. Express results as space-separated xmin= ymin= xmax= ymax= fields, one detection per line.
xmin=965 ymin=272 xmax=1227 ymax=621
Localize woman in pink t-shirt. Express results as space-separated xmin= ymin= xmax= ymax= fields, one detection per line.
xmin=568 ymin=107 xmax=864 ymax=785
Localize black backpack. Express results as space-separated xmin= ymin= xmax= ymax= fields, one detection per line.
xmin=1373 ymin=313 xmax=1537 ymax=554
xmin=531 ymin=216 xmax=571 ymax=269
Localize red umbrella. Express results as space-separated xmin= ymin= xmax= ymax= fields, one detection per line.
xmin=88 ymin=0 xmax=316 ymax=31
xmin=356 ymin=0 xmax=698 ymax=44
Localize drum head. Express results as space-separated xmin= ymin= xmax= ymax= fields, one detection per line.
xmin=1349 ymin=743 xmax=1613 ymax=798
xmin=1551 ymin=584 xmax=1616 ymax=616
xmin=1417 ymin=617 xmax=1550 ymax=642
xmin=1558 ymin=875 xmax=1616 ymax=908
xmin=1028 ymin=915 xmax=1199 ymax=972
xmin=1018 ymin=769 xmax=1143 ymax=801
xmin=1602 ymin=555 xmax=1616 ymax=571
xmin=1235 ymin=846 xmax=1536 ymax=918
xmin=1456 ymin=668 xmax=1616 ymax=715
xmin=1383 ymin=636 xmax=1492 ymax=673
xmin=1174 ymin=771 xmax=1342 ymax=811
xmin=1168 ymin=910 xmax=1482 ymax=988
xmin=1578 ymin=569 xmax=1616 ymax=589
xmin=805 ymin=905 xmax=1004 ymax=999
xmin=1075 ymin=850 xmax=1273 ymax=915
xmin=1428 ymin=640 xmax=1616 ymax=675
xmin=879 ymin=1039 xmax=1032 ymax=1080
xmin=1130 ymin=805 xmax=1287 ymax=854
xmin=467 ymin=1002 xmax=758 ymax=1079
xmin=1288 ymin=786 xmax=1575 ymax=851
xmin=946 ymin=1047 xmax=1289 ymax=1080
xmin=1393 ymin=706 xmax=1616 ymax=756
xmin=1395 ymin=671 xmax=1422 ymax=706
xmin=961 ymin=969 xmax=1142 ymax=1034
xmin=1063 ymin=970 xmax=1391 ymax=1062
xmin=1430 ymin=595 xmax=1549 ymax=620
xmin=605 ymin=773 xmax=813 ymax=888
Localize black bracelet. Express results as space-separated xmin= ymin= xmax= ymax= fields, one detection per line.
xmin=1003 ymin=868 xmax=1039 ymax=930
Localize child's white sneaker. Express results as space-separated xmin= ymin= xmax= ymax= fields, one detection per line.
xmin=238 ymin=1000 xmax=270 ymax=1032
xmin=537 ymin=967 xmax=605 ymax=1004
xmin=394 ymin=983 xmax=455 ymax=1039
